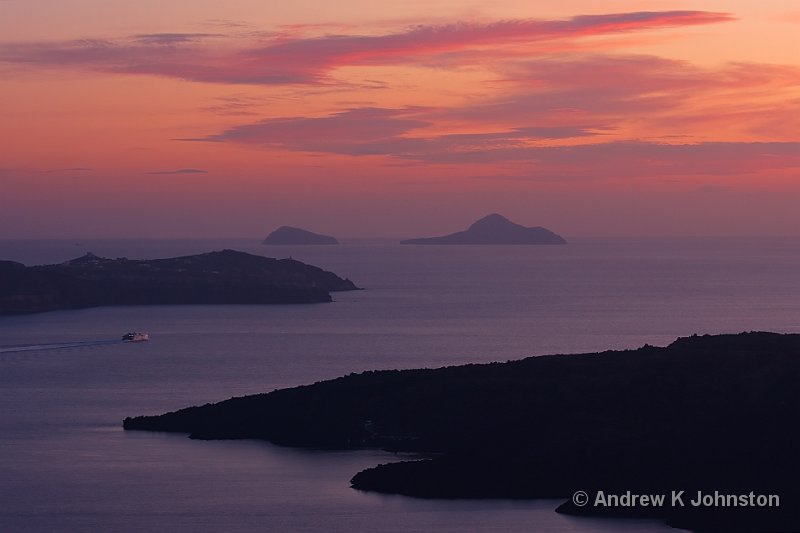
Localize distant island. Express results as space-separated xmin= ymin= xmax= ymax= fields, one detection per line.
xmin=0 ymin=249 xmax=358 ymax=314
xmin=124 ymin=332 xmax=800 ymax=532
xmin=401 ymin=214 xmax=566 ymax=245
xmin=263 ymin=226 xmax=339 ymax=245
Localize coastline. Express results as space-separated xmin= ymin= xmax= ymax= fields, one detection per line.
xmin=124 ymin=331 xmax=800 ymax=532
xmin=0 ymin=249 xmax=359 ymax=315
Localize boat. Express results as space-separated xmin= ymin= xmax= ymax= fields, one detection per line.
xmin=122 ymin=332 xmax=150 ymax=342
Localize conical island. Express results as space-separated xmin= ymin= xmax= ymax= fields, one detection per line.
xmin=401 ymin=214 xmax=566 ymax=244
xmin=263 ymin=226 xmax=339 ymax=245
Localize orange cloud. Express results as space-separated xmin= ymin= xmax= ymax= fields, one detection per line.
xmin=180 ymin=51 xmax=800 ymax=173
xmin=0 ymin=11 xmax=733 ymax=85
xmin=146 ymin=168 xmax=208 ymax=175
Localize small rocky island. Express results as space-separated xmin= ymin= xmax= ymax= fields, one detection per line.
xmin=263 ymin=226 xmax=339 ymax=245
xmin=0 ymin=250 xmax=358 ymax=314
xmin=124 ymin=332 xmax=800 ymax=532
xmin=401 ymin=213 xmax=566 ymax=244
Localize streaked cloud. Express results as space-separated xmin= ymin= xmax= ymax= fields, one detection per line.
xmin=194 ymin=108 xmax=800 ymax=176
xmin=132 ymin=33 xmax=221 ymax=45
xmin=39 ymin=167 xmax=94 ymax=173
xmin=184 ymin=49 xmax=800 ymax=179
xmin=196 ymin=107 xmax=430 ymax=152
xmin=196 ymin=107 xmax=603 ymax=154
xmin=0 ymin=11 xmax=733 ymax=85
xmin=200 ymin=94 xmax=267 ymax=116
xmin=146 ymin=168 xmax=208 ymax=175
xmin=406 ymin=141 xmax=800 ymax=178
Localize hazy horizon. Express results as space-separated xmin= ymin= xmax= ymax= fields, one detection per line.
xmin=7 ymin=230 xmax=800 ymax=242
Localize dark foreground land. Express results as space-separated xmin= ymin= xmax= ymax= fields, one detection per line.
xmin=0 ymin=249 xmax=358 ymax=314
xmin=124 ymin=332 xmax=800 ymax=532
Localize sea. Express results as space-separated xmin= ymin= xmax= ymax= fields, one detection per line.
xmin=2 ymin=236 xmax=799 ymax=532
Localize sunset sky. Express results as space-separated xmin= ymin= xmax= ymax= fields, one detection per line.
xmin=2 ymin=0 xmax=799 ymax=238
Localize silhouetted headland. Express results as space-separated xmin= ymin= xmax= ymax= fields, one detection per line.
xmin=263 ymin=226 xmax=339 ymax=245
xmin=0 ymin=249 xmax=358 ymax=314
xmin=401 ymin=214 xmax=566 ymax=244
xmin=124 ymin=332 xmax=800 ymax=532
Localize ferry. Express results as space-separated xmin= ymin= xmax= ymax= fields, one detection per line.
xmin=122 ymin=332 xmax=150 ymax=342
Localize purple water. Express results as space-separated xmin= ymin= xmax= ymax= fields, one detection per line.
xmin=2 ymin=236 xmax=799 ymax=532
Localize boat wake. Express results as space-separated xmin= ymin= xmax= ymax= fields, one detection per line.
xmin=0 ymin=339 xmax=123 ymax=354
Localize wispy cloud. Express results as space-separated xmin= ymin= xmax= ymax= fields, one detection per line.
xmin=146 ymin=168 xmax=208 ymax=175
xmin=37 ymin=167 xmax=94 ymax=174
xmin=200 ymin=94 xmax=268 ymax=116
xmin=184 ymin=49 xmax=800 ymax=172
xmin=132 ymin=33 xmax=221 ymax=45
xmin=0 ymin=11 xmax=733 ymax=85
xmin=195 ymin=110 xmax=800 ymax=176
xmin=430 ymin=55 xmax=800 ymax=136
xmin=195 ymin=107 xmax=604 ymax=154
xmin=403 ymin=141 xmax=800 ymax=178
xmin=195 ymin=107 xmax=430 ymax=152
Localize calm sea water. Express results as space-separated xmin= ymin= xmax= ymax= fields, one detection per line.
xmin=2 ymin=237 xmax=799 ymax=532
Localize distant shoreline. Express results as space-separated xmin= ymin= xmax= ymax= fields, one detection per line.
xmin=0 ymin=249 xmax=358 ymax=315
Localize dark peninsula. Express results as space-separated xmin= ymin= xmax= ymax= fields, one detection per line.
xmin=0 ymin=249 xmax=358 ymax=314
xmin=263 ymin=226 xmax=339 ymax=245
xmin=124 ymin=332 xmax=800 ymax=532
xmin=401 ymin=213 xmax=566 ymax=244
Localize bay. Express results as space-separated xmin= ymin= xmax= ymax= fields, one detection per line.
xmin=2 ymin=236 xmax=799 ymax=532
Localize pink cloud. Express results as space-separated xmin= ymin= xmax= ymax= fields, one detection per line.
xmin=191 ymin=52 xmax=800 ymax=160
xmin=200 ymin=95 xmax=267 ymax=116
xmin=249 ymin=11 xmax=733 ymax=68
xmin=408 ymin=141 xmax=800 ymax=178
xmin=185 ymin=102 xmax=800 ymax=179
xmin=192 ymin=107 xmax=604 ymax=157
xmin=196 ymin=107 xmax=430 ymax=154
xmin=132 ymin=33 xmax=220 ymax=44
xmin=146 ymin=168 xmax=208 ymax=175
xmin=426 ymin=55 xmax=800 ymax=140
xmin=0 ymin=11 xmax=733 ymax=85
